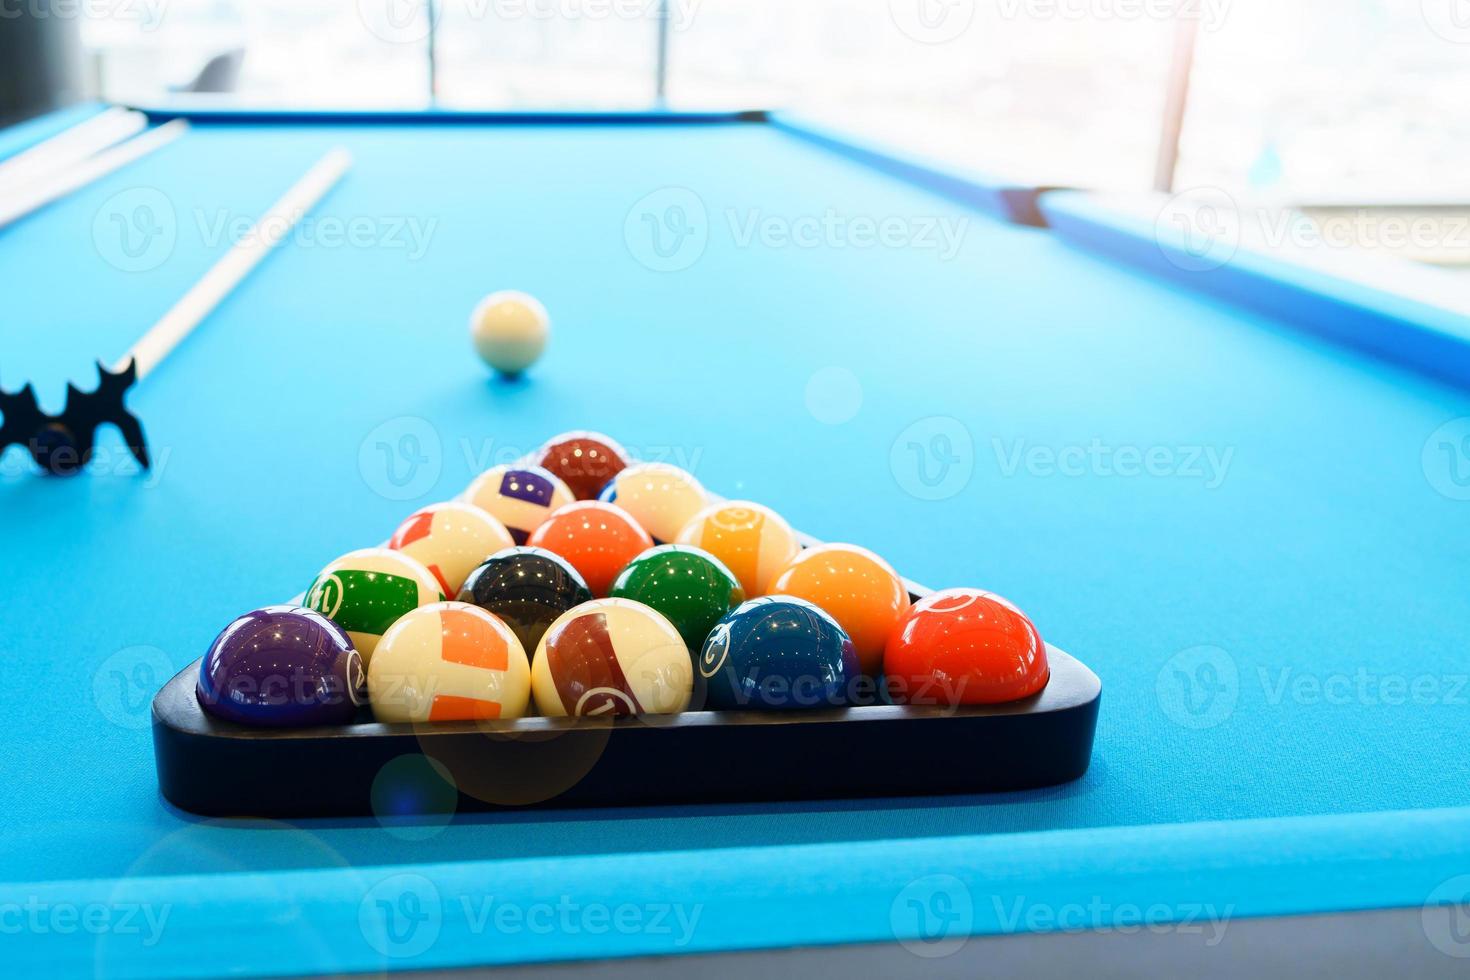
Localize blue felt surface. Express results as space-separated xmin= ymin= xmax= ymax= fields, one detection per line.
xmin=3 ymin=113 xmax=1470 ymax=974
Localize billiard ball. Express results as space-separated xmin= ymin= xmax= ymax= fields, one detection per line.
xmin=463 ymin=463 xmax=574 ymax=544
xmin=531 ymin=597 xmax=692 ymax=717
xmin=368 ymin=601 xmax=531 ymax=723
xmin=535 ymin=430 xmax=631 ymax=500
xmin=470 ymin=290 xmax=548 ymax=375
xmin=197 ymin=605 xmax=364 ymax=727
xmin=456 ymin=546 xmax=593 ymax=654
xmin=698 ymin=596 xmax=858 ymax=711
xmin=674 ymin=501 xmax=800 ymax=597
xmin=609 ymin=544 xmax=744 ymax=652
xmin=884 ymin=589 xmax=1049 ymax=705
xmin=304 ymin=548 xmax=445 ymax=664
xmin=389 ymin=501 xmax=515 ymax=596
xmin=769 ymin=543 xmax=911 ymax=676
xmin=526 ymin=500 xmax=653 ymax=596
xmin=597 ymin=462 xmax=707 ymax=544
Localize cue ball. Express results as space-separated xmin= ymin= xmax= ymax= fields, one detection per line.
xmin=470 ymin=290 xmax=548 ymax=375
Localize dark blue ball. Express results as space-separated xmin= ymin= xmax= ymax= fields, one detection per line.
xmin=698 ymin=596 xmax=859 ymax=711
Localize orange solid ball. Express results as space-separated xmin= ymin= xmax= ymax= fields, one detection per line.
xmin=526 ymin=501 xmax=653 ymax=596
xmin=769 ymin=543 xmax=910 ymax=676
xmin=884 ymin=589 xmax=1049 ymax=705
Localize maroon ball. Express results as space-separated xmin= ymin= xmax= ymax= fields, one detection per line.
xmin=197 ymin=605 xmax=364 ymax=727
xmin=535 ymin=430 xmax=630 ymax=500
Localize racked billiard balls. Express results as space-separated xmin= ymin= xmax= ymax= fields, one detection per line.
xmin=769 ymin=543 xmax=911 ymax=676
xmin=609 ymin=544 xmax=744 ymax=652
xmin=699 ymin=596 xmax=858 ymax=711
xmin=531 ymin=597 xmax=692 ymax=717
xmin=389 ymin=501 xmax=515 ymax=596
xmin=463 ymin=463 xmax=574 ymax=544
xmin=197 ymin=605 xmax=365 ymax=727
xmin=675 ymin=500 xmax=801 ymax=597
xmin=304 ymin=548 xmax=445 ymax=664
xmin=456 ymin=546 xmax=593 ymax=655
xmin=884 ymin=589 xmax=1049 ymax=705
xmin=526 ymin=500 xmax=653 ymax=596
xmin=368 ymin=601 xmax=531 ymax=723
xmin=598 ymin=462 xmax=707 ymax=544
xmin=470 ymin=290 xmax=549 ymax=376
xmin=535 ymin=430 xmax=630 ymax=500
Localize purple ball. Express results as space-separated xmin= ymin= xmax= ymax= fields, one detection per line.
xmin=198 ymin=605 xmax=364 ymax=727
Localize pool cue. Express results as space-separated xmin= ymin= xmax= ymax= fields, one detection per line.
xmin=0 ymin=107 xmax=148 ymax=190
xmin=0 ymin=120 xmax=189 ymax=230
xmin=120 ymin=147 xmax=354 ymax=380
xmin=0 ymin=148 xmax=353 ymax=474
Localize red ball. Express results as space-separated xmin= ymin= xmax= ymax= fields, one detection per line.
xmin=527 ymin=501 xmax=653 ymax=596
xmin=884 ymin=589 xmax=1048 ymax=705
xmin=535 ymin=431 xmax=631 ymax=500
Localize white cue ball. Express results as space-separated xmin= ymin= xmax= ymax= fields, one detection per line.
xmin=470 ymin=290 xmax=549 ymax=375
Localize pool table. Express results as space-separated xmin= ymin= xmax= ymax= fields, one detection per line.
xmin=4 ymin=105 xmax=1470 ymax=978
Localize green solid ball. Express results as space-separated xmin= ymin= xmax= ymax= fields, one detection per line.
xmin=609 ymin=544 xmax=745 ymax=652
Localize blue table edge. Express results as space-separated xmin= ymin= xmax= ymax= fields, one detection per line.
xmin=1040 ymin=190 xmax=1470 ymax=393
xmin=6 ymin=802 xmax=1470 ymax=976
